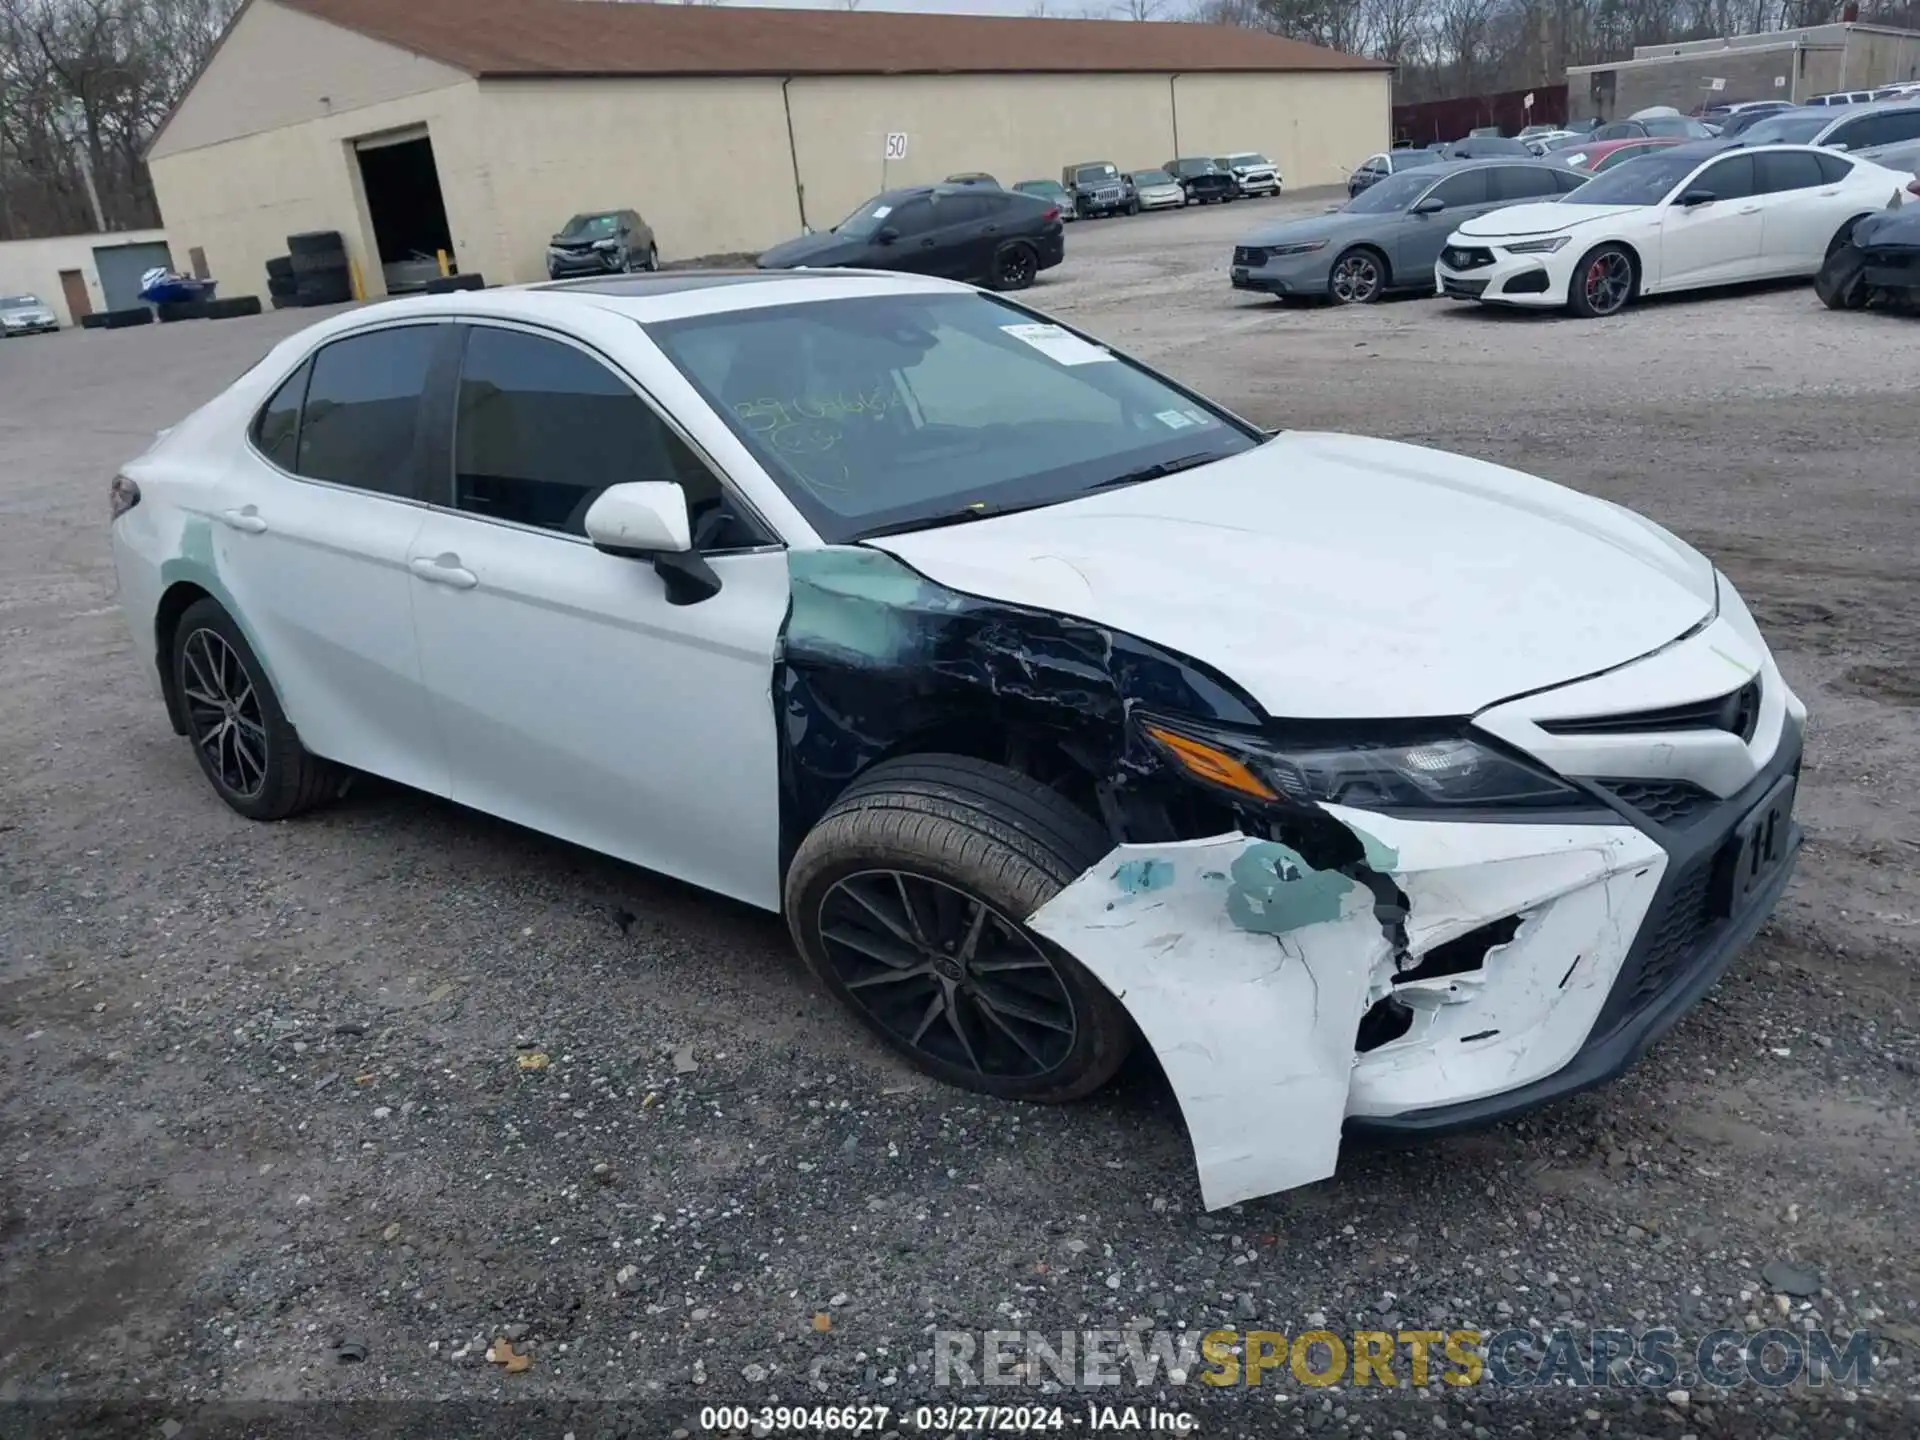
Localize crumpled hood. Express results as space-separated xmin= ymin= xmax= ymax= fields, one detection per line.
xmin=1458 ymin=201 xmax=1645 ymax=237
xmin=866 ymin=432 xmax=1716 ymax=719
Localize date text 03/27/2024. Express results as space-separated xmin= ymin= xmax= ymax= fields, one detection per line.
xmin=696 ymin=1405 xmax=1197 ymax=1433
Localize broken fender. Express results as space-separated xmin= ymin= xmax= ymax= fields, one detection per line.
xmin=1027 ymin=811 xmax=1666 ymax=1209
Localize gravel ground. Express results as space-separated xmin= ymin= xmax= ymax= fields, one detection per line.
xmin=2 ymin=200 xmax=1918 ymax=1439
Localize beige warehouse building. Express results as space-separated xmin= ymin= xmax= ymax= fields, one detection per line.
xmin=147 ymin=0 xmax=1389 ymax=300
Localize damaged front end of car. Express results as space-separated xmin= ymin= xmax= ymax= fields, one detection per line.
xmin=778 ymin=546 xmax=1802 ymax=1211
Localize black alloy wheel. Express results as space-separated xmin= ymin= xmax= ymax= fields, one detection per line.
xmin=990 ymin=244 xmax=1037 ymax=291
xmin=815 ymin=870 xmax=1077 ymax=1082
xmin=179 ymin=626 xmax=268 ymax=801
xmin=1329 ymin=248 xmax=1386 ymax=304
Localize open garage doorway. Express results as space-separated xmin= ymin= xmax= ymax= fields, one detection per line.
xmin=356 ymin=129 xmax=454 ymax=293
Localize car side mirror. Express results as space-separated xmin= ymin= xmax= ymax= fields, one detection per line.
xmin=1412 ymin=196 xmax=1446 ymax=215
xmin=1678 ymin=189 xmax=1717 ymax=207
xmin=585 ymin=482 xmax=724 ymax=606
xmin=874 ymin=226 xmax=899 ymax=245
xmin=586 ymin=482 xmax=692 ymax=555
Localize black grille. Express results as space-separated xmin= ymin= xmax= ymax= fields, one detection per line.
xmin=1619 ymin=859 xmax=1716 ymax=1009
xmin=1444 ymin=246 xmax=1495 ymax=270
xmin=1541 ymin=678 xmax=1762 ymax=742
xmin=1596 ymin=778 xmax=1720 ymax=828
xmin=1233 ymin=246 xmax=1267 ymax=266
xmin=1441 ymin=276 xmax=1489 ymax=298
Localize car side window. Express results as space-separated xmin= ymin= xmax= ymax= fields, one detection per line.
xmin=252 ymin=359 xmax=311 ymax=471
xmin=452 ymin=326 xmax=751 ymax=546
xmin=1426 ymin=169 xmax=1490 ymax=207
xmin=1693 ymin=153 xmax=1757 ymax=200
xmin=1813 ymin=152 xmax=1855 ymax=184
xmin=887 ymin=198 xmax=936 ymax=236
xmin=1365 ymin=156 xmax=1388 ymax=174
xmin=294 ymin=326 xmax=438 ymax=497
xmin=1755 ymin=150 xmax=1825 ymax=193
xmin=1552 ymin=166 xmax=1590 ymax=191
xmin=1490 ymin=165 xmax=1560 ymax=200
xmin=932 ymin=193 xmax=995 ymax=226
xmin=1836 ymin=111 xmax=1920 ymax=149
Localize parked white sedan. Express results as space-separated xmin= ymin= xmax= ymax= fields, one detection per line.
xmin=1437 ymin=140 xmax=1908 ymax=315
xmin=111 ymin=272 xmax=1805 ymax=1209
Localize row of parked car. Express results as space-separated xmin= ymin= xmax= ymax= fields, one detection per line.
xmin=986 ymin=154 xmax=1283 ymax=218
xmin=1236 ymin=136 xmax=1920 ymax=318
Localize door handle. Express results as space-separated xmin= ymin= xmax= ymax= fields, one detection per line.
xmin=1818 ymin=188 xmax=1840 ymax=196
xmin=918 ymin=238 xmax=936 ymax=247
xmin=219 ymin=506 xmax=267 ymax=534
xmin=1738 ymin=205 xmax=1761 ymax=215
xmin=410 ymin=554 xmax=478 ymax=589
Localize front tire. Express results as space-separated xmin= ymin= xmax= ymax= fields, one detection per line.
xmin=171 ymin=598 xmax=338 ymax=821
xmin=785 ymin=755 xmax=1133 ymax=1103
xmin=1328 ymin=246 xmax=1387 ymax=304
xmin=1568 ymin=243 xmax=1637 ymax=318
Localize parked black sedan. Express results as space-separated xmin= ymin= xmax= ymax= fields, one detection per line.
xmin=757 ymin=184 xmax=1064 ymax=291
xmin=1164 ymin=157 xmax=1237 ymax=204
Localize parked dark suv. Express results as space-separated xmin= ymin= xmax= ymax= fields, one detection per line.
xmin=757 ymin=184 xmax=1065 ymax=290
xmin=1062 ymin=162 xmax=1134 ymax=218
xmin=546 ymin=209 xmax=658 ymax=279
xmin=1164 ymin=157 xmax=1236 ymax=204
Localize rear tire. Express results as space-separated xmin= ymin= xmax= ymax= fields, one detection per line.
xmin=988 ymin=242 xmax=1038 ymax=291
xmin=785 ymin=755 xmax=1133 ymax=1103
xmin=170 ymin=599 xmax=339 ymax=821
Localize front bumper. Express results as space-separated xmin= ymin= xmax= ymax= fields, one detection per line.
xmin=1232 ymin=173 xmax=1282 ymax=195
xmin=1230 ymin=247 xmax=1334 ymax=295
xmin=2 ymin=319 xmax=58 ymax=335
xmin=547 ymin=248 xmax=624 ymax=278
xmin=1436 ymin=245 xmax=1568 ymax=306
xmin=1029 ymin=597 xmax=1807 ymax=1209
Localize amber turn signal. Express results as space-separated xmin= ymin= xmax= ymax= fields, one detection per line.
xmin=1142 ymin=723 xmax=1278 ymax=802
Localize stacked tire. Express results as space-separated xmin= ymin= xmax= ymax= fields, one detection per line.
xmin=288 ymin=231 xmax=352 ymax=307
xmin=266 ymin=254 xmax=298 ymax=309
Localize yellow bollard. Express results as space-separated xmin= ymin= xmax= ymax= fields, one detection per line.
xmin=349 ymin=257 xmax=365 ymax=301
xmin=436 ymin=249 xmax=450 ymax=277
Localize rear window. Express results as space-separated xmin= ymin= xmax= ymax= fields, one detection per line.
xmin=1739 ymin=113 xmax=1832 ymax=144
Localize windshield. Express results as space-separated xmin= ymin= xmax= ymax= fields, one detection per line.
xmin=1560 ymin=151 xmax=1700 ymax=205
xmin=1 ymin=294 xmax=41 ymax=307
xmin=1073 ymin=164 xmax=1118 ymax=183
xmin=647 ymin=292 xmax=1259 ymax=544
xmin=559 ymin=213 xmax=620 ymax=238
xmin=1132 ymin=169 xmax=1175 ymax=185
xmin=1545 ymin=133 xmax=1590 ymax=150
xmin=834 ymin=196 xmax=900 ymax=239
xmin=1220 ymin=153 xmax=1270 ymax=167
xmin=1390 ymin=149 xmax=1445 ymax=171
xmin=1739 ymin=113 xmax=1831 ymax=144
xmin=1642 ymin=117 xmax=1711 ymax=137
xmin=1342 ymin=168 xmax=1441 ymax=213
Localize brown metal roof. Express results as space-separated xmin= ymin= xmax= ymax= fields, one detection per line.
xmin=278 ymin=0 xmax=1388 ymax=78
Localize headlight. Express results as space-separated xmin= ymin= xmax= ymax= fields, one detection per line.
xmin=1267 ymin=240 xmax=1329 ymax=256
xmin=1142 ymin=719 xmax=1584 ymax=811
xmin=1504 ymin=235 xmax=1572 ymax=254
xmin=591 ymin=237 xmax=619 ymax=251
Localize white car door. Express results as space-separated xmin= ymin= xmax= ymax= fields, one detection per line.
xmin=217 ymin=323 xmax=449 ymax=796
xmin=1751 ymin=149 xmax=1840 ymax=272
xmin=404 ymin=321 xmax=790 ymax=911
xmin=1656 ymin=152 xmax=1766 ymax=289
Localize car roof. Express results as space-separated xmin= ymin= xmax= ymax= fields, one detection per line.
xmin=280 ymin=271 xmax=983 ymax=345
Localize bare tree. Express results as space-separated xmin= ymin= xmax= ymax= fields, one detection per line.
xmin=1 ymin=0 xmax=240 ymax=239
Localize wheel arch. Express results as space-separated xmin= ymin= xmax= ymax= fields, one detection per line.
xmin=153 ymin=561 xmax=287 ymax=737
xmin=1589 ymin=234 xmax=1645 ymax=292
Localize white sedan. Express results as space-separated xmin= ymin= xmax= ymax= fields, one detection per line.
xmin=1437 ymin=140 xmax=1908 ymax=316
xmin=111 ymin=272 xmax=1805 ymax=1209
